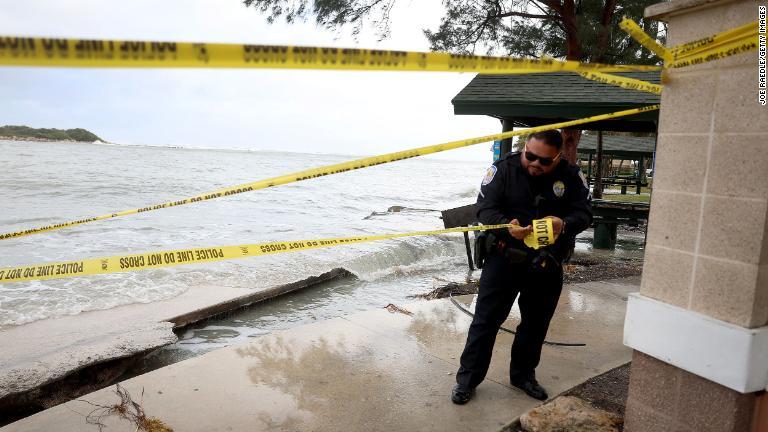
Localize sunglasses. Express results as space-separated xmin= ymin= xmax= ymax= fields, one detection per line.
xmin=524 ymin=148 xmax=560 ymax=166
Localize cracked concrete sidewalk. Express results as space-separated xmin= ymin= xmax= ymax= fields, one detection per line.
xmin=1 ymin=277 xmax=639 ymax=432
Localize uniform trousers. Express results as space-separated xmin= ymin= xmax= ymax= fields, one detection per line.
xmin=456 ymin=252 xmax=563 ymax=389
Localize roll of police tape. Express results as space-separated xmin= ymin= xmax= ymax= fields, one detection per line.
xmin=0 ymin=36 xmax=660 ymax=73
xmin=0 ymin=104 xmax=660 ymax=241
xmin=578 ymin=71 xmax=662 ymax=95
xmin=0 ymin=221 xmax=553 ymax=283
xmin=523 ymin=218 xmax=555 ymax=250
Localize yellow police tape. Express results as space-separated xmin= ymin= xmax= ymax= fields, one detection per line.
xmin=619 ymin=17 xmax=672 ymax=62
xmin=0 ymin=221 xmax=556 ymax=283
xmin=669 ymin=20 xmax=758 ymax=59
xmin=666 ymin=36 xmax=759 ymax=69
xmin=579 ymin=71 xmax=662 ymax=95
xmin=620 ymin=16 xmax=759 ymax=68
xmin=523 ymin=218 xmax=554 ymax=250
xmin=0 ymin=104 xmax=659 ymax=241
xmin=0 ymin=36 xmax=661 ymax=74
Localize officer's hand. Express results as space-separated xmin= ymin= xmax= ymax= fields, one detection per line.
xmin=508 ymin=219 xmax=532 ymax=240
xmin=544 ymin=216 xmax=564 ymax=237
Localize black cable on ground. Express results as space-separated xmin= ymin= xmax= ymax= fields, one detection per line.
xmin=448 ymin=292 xmax=586 ymax=347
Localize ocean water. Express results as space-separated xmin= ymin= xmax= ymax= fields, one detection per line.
xmin=0 ymin=140 xmax=490 ymax=328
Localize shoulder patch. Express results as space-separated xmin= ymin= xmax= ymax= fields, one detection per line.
xmin=481 ymin=165 xmax=497 ymax=186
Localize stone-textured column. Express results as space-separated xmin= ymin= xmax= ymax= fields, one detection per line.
xmin=624 ymin=1 xmax=768 ymax=431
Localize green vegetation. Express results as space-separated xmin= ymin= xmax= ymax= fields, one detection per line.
xmin=244 ymin=1 xmax=663 ymax=65
xmin=604 ymin=185 xmax=652 ymax=194
xmin=0 ymin=125 xmax=103 ymax=142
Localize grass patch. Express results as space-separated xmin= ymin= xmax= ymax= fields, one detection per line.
xmin=602 ymin=194 xmax=651 ymax=203
xmin=603 ymin=185 xmax=652 ymax=194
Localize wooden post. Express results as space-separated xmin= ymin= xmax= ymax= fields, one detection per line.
xmin=587 ymin=153 xmax=593 ymax=184
xmin=593 ymin=131 xmax=604 ymax=199
xmin=637 ymin=155 xmax=645 ymax=194
xmin=501 ymin=119 xmax=515 ymax=155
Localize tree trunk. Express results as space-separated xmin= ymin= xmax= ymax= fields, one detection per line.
xmin=602 ymin=156 xmax=614 ymax=178
xmin=561 ymin=129 xmax=582 ymax=165
xmin=593 ymin=0 xmax=618 ymax=63
xmin=559 ymin=0 xmax=583 ymax=167
xmin=561 ymin=0 xmax=582 ymax=60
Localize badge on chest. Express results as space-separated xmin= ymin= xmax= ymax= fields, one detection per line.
xmin=552 ymin=180 xmax=565 ymax=198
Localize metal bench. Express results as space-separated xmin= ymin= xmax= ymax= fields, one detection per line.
xmin=441 ymin=200 xmax=650 ymax=256
xmin=591 ymin=199 xmax=650 ymax=249
xmin=440 ymin=204 xmax=478 ymax=270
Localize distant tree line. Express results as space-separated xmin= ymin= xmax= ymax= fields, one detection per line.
xmin=0 ymin=125 xmax=103 ymax=142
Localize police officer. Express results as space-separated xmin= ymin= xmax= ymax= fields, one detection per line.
xmin=451 ymin=129 xmax=592 ymax=404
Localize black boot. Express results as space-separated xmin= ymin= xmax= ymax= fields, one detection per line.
xmin=451 ymin=384 xmax=474 ymax=405
xmin=510 ymin=377 xmax=548 ymax=400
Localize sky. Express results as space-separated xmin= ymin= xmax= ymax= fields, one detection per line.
xmin=0 ymin=0 xmax=501 ymax=161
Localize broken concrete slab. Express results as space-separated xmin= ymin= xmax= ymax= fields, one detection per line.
xmin=2 ymin=277 xmax=638 ymax=432
xmin=0 ymin=269 xmax=349 ymax=417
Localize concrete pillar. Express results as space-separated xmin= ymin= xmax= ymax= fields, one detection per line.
xmin=623 ymin=1 xmax=768 ymax=431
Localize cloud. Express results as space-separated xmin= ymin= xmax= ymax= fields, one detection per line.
xmin=0 ymin=0 xmax=499 ymax=160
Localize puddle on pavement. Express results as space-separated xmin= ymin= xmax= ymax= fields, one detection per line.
xmin=123 ymin=229 xmax=645 ymax=379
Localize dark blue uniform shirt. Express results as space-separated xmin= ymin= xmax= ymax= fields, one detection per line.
xmin=476 ymin=152 xmax=593 ymax=262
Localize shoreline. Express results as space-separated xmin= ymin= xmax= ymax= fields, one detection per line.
xmin=0 ymin=136 xmax=100 ymax=143
xmin=0 ymin=257 xmax=641 ymax=427
xmin=0 ymin=268 xmax=352 ymax=426
xmin=1 ymin=276 xmax=639 ymax=431
xmin=0 ymin=215 xmax=645 ymax=427
xmin=0 ymin=138 xmax=491 ymax=162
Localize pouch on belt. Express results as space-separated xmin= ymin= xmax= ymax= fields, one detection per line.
xmin=473 ymin=231 xmax=527 ymax=269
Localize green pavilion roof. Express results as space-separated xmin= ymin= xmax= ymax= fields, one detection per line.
xmin=577 ymin=134 xmax=656 ymax=158
xmin=452 ymin=71 xmax=661 ymax=132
